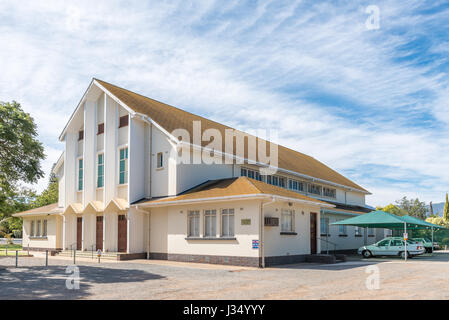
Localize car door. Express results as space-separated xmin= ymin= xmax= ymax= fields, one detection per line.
xmin=388 ymin=239 xmax=404 ymax=255
xmin=376 ymin=239 xmax=391 ymax=255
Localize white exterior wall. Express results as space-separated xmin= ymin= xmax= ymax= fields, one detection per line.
xmin=22 ymin=215 xmax=63 ymax=249
xmin=128 ymin=117 xmax=145 ymax=203
xmin=149 ymin=200 xmax=261 ymax=258
xmin=263 ymin=202 xmax=321 ymax=257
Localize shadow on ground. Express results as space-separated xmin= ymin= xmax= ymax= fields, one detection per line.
xmin=0 ymin=265 xmax=165 ymax=300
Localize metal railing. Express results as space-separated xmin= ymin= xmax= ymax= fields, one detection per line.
xmin=318 ymin=237 xmax=338 ymax=255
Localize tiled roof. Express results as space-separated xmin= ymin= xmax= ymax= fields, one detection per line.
xmin=95 ymin=79 xmax=368 ymax=193
xmin=136 ymin=177 xmax=333 ymax=207
xmin=12 ymin=203 xmax=62 ymax=217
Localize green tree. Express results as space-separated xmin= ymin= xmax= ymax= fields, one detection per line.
xmin=31 ymin=169 xmax=58 ymax=209
xmin=0 ymin=101 xmax=45 ymax=213
xmin=376 ymin=204 xmax=405 ymax=216
xmin=443 ymin=193 xmax=449 ymax=222
xmin=395 ymin=196 xmax=428 ymax=219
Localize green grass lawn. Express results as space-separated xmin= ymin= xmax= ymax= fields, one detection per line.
xmin=0 ymin=244 xmax=22 ymax=250
xmin=0 ymin=250 xmax=29 ymax=256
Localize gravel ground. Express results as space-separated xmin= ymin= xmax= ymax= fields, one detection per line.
xmin=1 ymin=252 xmax=449 ymax=300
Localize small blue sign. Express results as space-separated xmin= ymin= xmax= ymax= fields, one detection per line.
xmin=252 ymin=240 xmax=259 ymax=249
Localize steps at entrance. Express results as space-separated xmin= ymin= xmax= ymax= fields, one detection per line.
xmin=305 ymin=254 xmax=347 ymax=264
xmin=57 ymin=250 xmax=120 ymax=261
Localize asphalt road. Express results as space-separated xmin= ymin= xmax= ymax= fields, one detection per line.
xmin=1 ymin=251 xmax=449 ymax=300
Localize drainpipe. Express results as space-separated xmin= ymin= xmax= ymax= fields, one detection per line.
xmin=260 ymin=197 xmax=275 ymax=268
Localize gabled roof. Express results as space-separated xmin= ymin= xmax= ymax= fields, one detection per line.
xmin=13 ymin=203 xmax=62 ymax=217
xmin=135 ymin=177 xmax=334 ymax=208
xmin=93 ymin=79 xmax=369 ymax=194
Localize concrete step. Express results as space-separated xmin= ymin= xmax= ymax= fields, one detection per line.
xmin=57 ymin=250 xmax=119 ymax=260
xmin=305 ymin=254 xmax=346 ymax=264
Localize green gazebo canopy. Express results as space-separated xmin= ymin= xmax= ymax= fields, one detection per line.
xmin=331 ymin=210 xmax=445 ymax=230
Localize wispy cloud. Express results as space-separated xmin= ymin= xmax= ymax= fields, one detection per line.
xmin=0 ymin=0 xmax=448 ymax=205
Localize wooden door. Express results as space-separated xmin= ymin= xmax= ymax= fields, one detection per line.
xmin=117 ymin=215 xmax=127 ymax=252
xmin=310 ymin=213 xmax=317 ymax=254
xmin=96 ymin=216 xmax=103 ymax=251
xmin=76 ymin=217 xmax=82 ymax=250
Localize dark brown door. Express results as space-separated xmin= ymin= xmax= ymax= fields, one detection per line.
xmin=76 ymin=217 xmax=82 ymax=250
xmin=310 ymin=213 xmax=317 ymax=254
xmin=96 ymin=216 xmax=103 ymax=251
xmin=117 ymin=215 xmax=127 ymax=252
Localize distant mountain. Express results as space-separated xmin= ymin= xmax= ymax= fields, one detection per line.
xmin=428 ymin=202 xmax=445 ymax=216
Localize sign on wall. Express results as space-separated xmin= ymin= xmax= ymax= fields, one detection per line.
xmin=252 ymin=240 xmax=259 ymax=249
xmin=241 ymin=219 xmax=251 ymax=225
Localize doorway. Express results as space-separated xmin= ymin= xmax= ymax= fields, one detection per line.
xmin=96 ymin=216 xmax=103 ymax=251
xmin=118 ymin=214 xmax=127 ymax=252
xmin=76 ymin=217 xmax=82 ymax=250
xmin=310 ymin=212 xmax=317 ymax=254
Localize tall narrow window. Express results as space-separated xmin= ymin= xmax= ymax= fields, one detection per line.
xmin=97 ymin=123 xmax=104 ymax=135
xmin=78 ymin=158 xmax=83 ymax=191
xmin=221 ymin=209 xmax=235 ymax=237
xmin=157 ymin=152 xmax=163 ymax=169
xmin=339 ymin=224 xmax=347 ymax=235
xmin=204 ymin=210 xmax=217 ymax=237
xmin=43 ymin=220 xmax=47 ymax=237
xmin=188 ymin=210 xmax=200 ymax=237
xmin=37 ymin=220 xmax=41 ymax=237
xmin=30 ymin=220 xmax=35 ymax=237
xmin=119 ymin=115 xmax=129 ymax=128
xmin=119 ymin=148 xmax=128 ymax=184
xmin=97 ymin=154 xmax=104 ymax=188
xmin=281 ymin=209 xmax=294 ymax=232
xmin=320 ymin=217 xmax=329 ymax=234
xmin=78 ymin=130 xmax=84 ymax=141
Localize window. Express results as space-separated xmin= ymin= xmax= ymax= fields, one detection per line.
xmin=308 ymin=183 xmax=322 ymax=195
xmin=204 ymin=210 xmax=217 ymax=237
xmin=320 ymin=217 xmax=329 ymax=234
xmin=78 ymin=130 xmax=84 ymax=141
xmin=97 ymin=123 xmax=104 ymax=135
xmin=377 ymin=239 xmax=390 ymax=247
xmin=279 ymin=177 xmax=286 ymax=188
xmin=391 ymin=239 xmax=403 ymax=246
xmin=339 ymin=224 xmax=347 ymax=235
xmin=355 ymin=226 xmax=361 ymax=235
xmin=221 ymin=208 xmax=235 ymax=237
xmin=188 ymin=210 xmax=200 ymax=237
xmin=119 ymin=148 xmax=128 ymax=184
xmin=30 ymin=221 xmax=35 ymax=237
xmin=157 ymin=152 xmax=163 ymax=169
xmin=37 ymin=220 xmax=41 ymax=237
xmin=119 ymin=115 xmax=129 ymax=128
xmin=43 ymin=220 xmax=47 ymax=237
xmin=281 ymin=209 xmax=294 ymax=232
xmin=288 ymin=179 xmax=304 ymax=192
xmin=323 ymin=187 xmax=336 ymax=198
xmin=368 ymin=228 xmax=374 ymax=235
xmin=78 ymin=158 xmax=83 ymax=191
xmin=97 ymin=154 xmax=104 ymax=188
xmin=240 ymin=167 xmax=262 ymax=181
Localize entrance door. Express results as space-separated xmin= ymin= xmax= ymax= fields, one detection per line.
xmin=310 ymin=213 xmax=317 ymax=254
xmin=76 ymin=217 xmax=82 ymax=250
xmin=117 ymin=215 xmax=127 ymax=252
xmin=96 ymin=216 xmax=103 ymax=251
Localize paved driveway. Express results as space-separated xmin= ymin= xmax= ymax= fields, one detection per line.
xmin=1 ymin=252 xmax=449 ymax=299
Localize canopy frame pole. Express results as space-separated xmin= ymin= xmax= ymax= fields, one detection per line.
xmin=431 ymin=226 xmax=434 ymax=255
xmin=404 ymin=222 xmax=407 ymax=262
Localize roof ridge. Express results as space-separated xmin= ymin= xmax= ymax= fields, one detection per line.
xmin=241 ymin=176 xmax=263 ymax=194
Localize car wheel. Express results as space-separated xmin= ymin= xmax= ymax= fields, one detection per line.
xmin=400 ymin=251 xmax=409 ymax=259
xmin=362 ymin=250 xmax=372 ymax=258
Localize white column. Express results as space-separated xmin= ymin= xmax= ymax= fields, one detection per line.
xmin=104 ymin=94 xmax=118 ymax=204
xmin=83 ymin=100 xmax=96 ymax=206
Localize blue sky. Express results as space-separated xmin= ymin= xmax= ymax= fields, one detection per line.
xmin=0 ymin=0 xmax=448 ymax=206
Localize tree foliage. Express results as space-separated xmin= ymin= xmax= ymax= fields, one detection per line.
xmin=376 ymin=204 xmax=405 ymax=216
xmin=443 ymin=193 xmax=449 ymax=222
xmin=378 ymin=197 xmax=428 ymax=219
